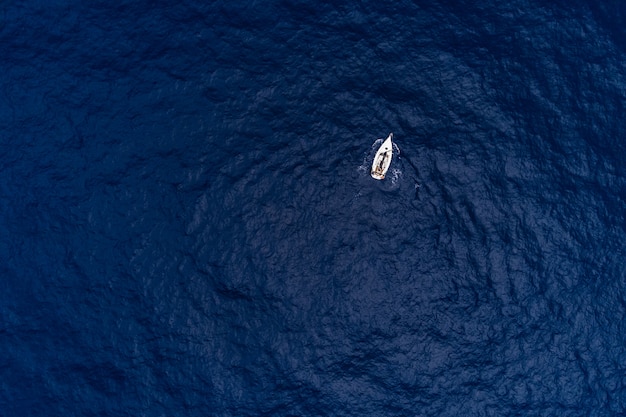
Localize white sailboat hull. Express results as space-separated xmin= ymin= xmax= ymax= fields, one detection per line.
xmin=371 ymin=133 xmax=393 ymax=180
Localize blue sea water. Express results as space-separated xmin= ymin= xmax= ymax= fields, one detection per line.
xmin=1 ymin=0 xmax=626 ymax=415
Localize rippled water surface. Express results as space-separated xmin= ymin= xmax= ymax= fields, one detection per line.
xmin=1 ymin=1 xmax=626 ymax=416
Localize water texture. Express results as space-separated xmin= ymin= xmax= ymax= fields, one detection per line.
xmin=1 ymin=1 xmax=625 ymax=416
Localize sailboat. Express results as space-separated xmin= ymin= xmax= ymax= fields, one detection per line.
xmin=371 ymin=133 xmax=393 ymax=180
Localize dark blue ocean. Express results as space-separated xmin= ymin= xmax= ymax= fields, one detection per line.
xmin=2 ymin=1 xmax=626 ymax=415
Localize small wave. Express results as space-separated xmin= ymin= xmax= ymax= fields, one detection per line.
xmin=390 ymin=167 xmax=403 ymax=185
xmin=357 ymin=138 xmax=384 ymax=174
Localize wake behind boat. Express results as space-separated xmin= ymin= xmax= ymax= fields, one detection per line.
xmin=371 ymin=133 xmax=393 ymax=180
